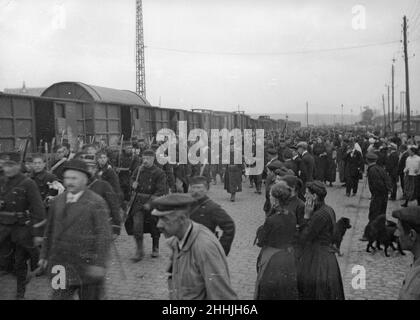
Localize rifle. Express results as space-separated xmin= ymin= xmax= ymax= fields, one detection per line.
xmin=117 ymin=134 xmax=124 ymax=170
xmin=21 ymin=135 xmax=31 ymax=165
xmin=125 ymin=164 xmax=142 ymax=219
xmin=45 ymin=142 xmax=50 ymax=171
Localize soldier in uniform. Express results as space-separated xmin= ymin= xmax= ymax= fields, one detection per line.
xmin=0 ymin=152 xmax=46 ymax=299
xmin=51 ymin=145 xmax=69 ymax=181
xmin=97 ymin=151 xmax=122 ymax=198
xmin=117 ymin=142 xmax=140 ymax=202
xmin=360 ymin=152 xmax=392 ymax=241
xmin=151 ymin=144 xmax=176 ymax=194
xmin=84 ymin=158 xmax=122 ymax=237
xmin=189 ymin=176 xmax=235 ymax=256
xmin=31 ymin=154 xmax=61 ymax=209
xmin=127 ymin=149 xmax=167 ymax=261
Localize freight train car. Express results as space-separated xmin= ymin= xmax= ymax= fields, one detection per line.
xmin=1 ymin=81 xmax=288 ymax=153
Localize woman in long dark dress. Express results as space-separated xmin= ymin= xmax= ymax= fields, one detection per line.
xmin=297 ymin=181 xmax=345 ymax=300
xmin=254 ymin=181 xmax=299 ymax=300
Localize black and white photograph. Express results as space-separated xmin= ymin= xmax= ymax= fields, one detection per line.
xmin=1 ymin=0 xmax=420 ymax=304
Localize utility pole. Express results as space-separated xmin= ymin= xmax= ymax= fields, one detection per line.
xmin=341 ymin=104 xmax=344 ymax=127
xmin=136 ymin=0 xmax=146 ymax=97
xmin=391 ymin=59 xmax=395 ymax=132
xmin=403 ymin=16 xmax=411 ymax=137
xmin=382 ymin=94 xmax=387 ymax=134
xmin=306 ymin=101 xmax=309 ymax=127
xmin=387 ymin=85 xmax=390 ymax=132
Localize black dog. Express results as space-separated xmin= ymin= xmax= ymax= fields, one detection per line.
xmin=365 ymin=215 xmax=405 ymax=257
xmin=332 ymin=217 xmax=352 ymax=256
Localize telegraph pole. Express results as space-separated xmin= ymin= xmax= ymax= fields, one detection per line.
xmin=391 ymin=59 xmax=395 ymax=132
xmin=341 ymin=104 xmax=344 ymax=127
xmin=382 ymin=94 xmax=387 ymax=133
xmin=306 ymin=101 xmax=309 ymax=127
xmin=403 ymin=16 xmax=411 ymax=136
xmin=387 ymin=85 xmax=391 ymax=131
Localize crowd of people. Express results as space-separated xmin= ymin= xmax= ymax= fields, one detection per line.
xmin=0 ymin=127 xmax=419 ymax=300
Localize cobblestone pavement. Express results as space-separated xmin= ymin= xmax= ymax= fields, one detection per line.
xmin=0 ymin=176 xmax=414 ymax=300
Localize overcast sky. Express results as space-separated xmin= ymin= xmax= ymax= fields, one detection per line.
xmin=1 ymin=0 xmax=419 ymax=115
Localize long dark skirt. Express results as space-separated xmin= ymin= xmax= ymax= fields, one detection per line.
xmin=255 ymin=246 xmax=298 ymax=300
xmin=326 ymin=158 xmax=337 ymax=183
xmin=224 ymin=165 xmax=242 ymax=194
xmin=297 ymin=243 xmax=345 ymax=300
xmin=314 ymin=156 xmax=328 ymax=181
xmin=403 ymin=175 xmax=419 ymax=201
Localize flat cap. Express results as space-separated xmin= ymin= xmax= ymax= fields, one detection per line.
xmin=392 ymin=207 xmax=420 ymax=229
xmin=151 ymin=194 xmax=197 ymax=215
xmin=189 ymin=176 xmax=208 ymax=186
xmin=283 ymin=149 xmax=293 ymax=160
xmin=306 ymin=181 xmax=327 ymax=198
xmin=296 ymin=141 xmax=308 ymax=149
xmin=142 ymin=149 xmax=156 ymax=157
xmin=267 ymin=160 xmax=284 ymax=170
xmin=0 ymin=152 xmax=21 ymax=164
xmin=63 ymin=159 xmax=91 ymax=178
xmin=266 ymin=148 xmax=278 ymax=155
xmin=366 ymin=152 xmax=378 ymax=161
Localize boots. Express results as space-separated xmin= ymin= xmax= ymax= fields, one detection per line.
xmin=151 ymin=238 xmax=159 ymax=258
xmin=230 ymin=193 xmax=236 ymax=202
xmin=131 ymin=237 xmax=144 ymax=262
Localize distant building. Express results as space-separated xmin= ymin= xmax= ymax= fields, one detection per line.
xmin=3 ymin=81 xmax=45 ymax=96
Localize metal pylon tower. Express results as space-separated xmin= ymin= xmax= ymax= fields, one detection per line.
xmin=136 ymin=0 xmax=146 ymax=97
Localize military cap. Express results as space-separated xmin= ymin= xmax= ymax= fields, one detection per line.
xmin=280 ymin=175 xmax=302 ymax=189
xmin=392 ymin=207 xmax=420 ymax=230
xmin=306 ymin=181 xmax=327 ymax=198
xmin=142 ymin=149 xmax=156 ymax=157
xmin=151 ymin=194 xmax=197 ymax=215
xmin=62 ymin=159 xmax=91 ymax=178
xmin=366 ymin=152 xmax=378 ymax=161
xmin=266 ymin=148 xmax=278 ymax=155
xmin=296 ymin=141 xmax=308 ymax=149
xmin=267 ymin=160 xmax=284 ymax=170
xmin=0 ymin=152 xmax=21 ymax=164
xmin=189 ymin=176 xmax=208 ymax=186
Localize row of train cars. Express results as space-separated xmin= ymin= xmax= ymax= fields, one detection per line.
xmin=0 ymin=81 xmax=300 ymax=152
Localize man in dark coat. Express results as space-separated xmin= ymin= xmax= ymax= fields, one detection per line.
xmin=127 ymin=149 xmax=167 ymax=261
xmin=361 ymin=152 xmax=392 ymax=241
xmin=97 ymin=151 xmax=122 ymax=198
xmin=51 ymin=145 xmax=69 ymax=182
xmin=39 ymin=159 xmax=112 ymax=300
xmin=283 ymin=148 xmax=299 ymax=176
xmin=117 ymin=143 xmax=140 ymax=202
xmin=398 ymin=144 xmax=409 ymax=198
xmin=84 ymin=159 xmax=122 ymax=237
xmin=0 ymin=152 xmax=46 ymax=299
xmin=297 ymin=142 xmax=315 ymax=186
xmin=189 ymin=176 xmax=235 ymax=256
xmin=343 ymin=143 xmax=364 ymax=197
xmin=385 ymin=143 xmax=400 ymax=201
xmin=31 ymin=154 xmax=60 ymax=206
xmin=312 ymin=138 xmax=328 ymax=182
